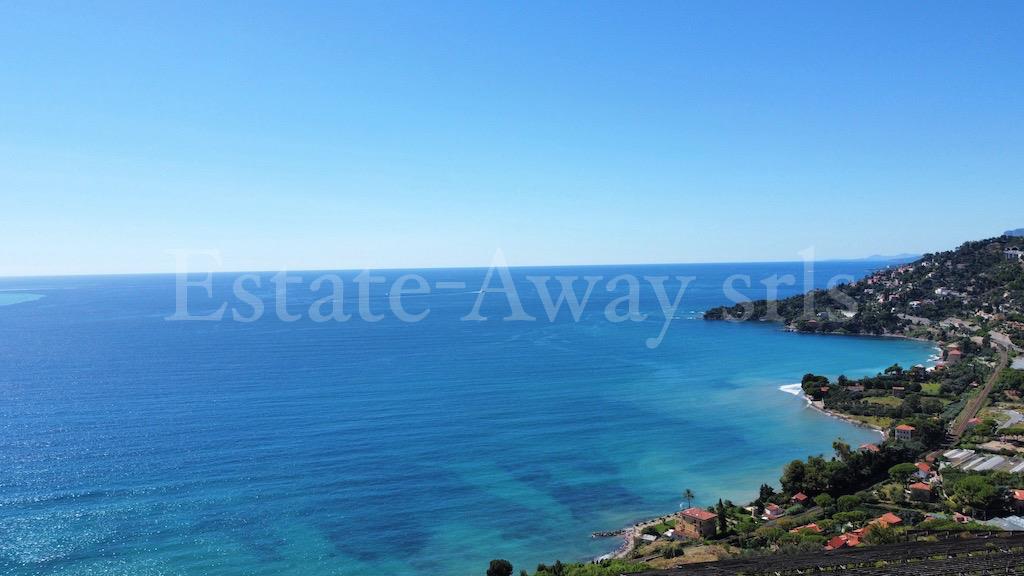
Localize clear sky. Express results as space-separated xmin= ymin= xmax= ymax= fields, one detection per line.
xmin=1 ymin=1 xmax=1022 ymax=276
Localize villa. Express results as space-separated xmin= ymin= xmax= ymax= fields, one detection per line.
xmin=678 ymin=507 xmax=718 ymax=538
xmin=895 ymin=424 xmax=915 ymax=441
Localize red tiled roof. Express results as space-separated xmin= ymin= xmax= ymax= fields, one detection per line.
xmin=1013 ymin=489 xmax=1024 ymax=501
xmin=825 ymin=535 xmax=848 ymax=550
xmin=895 ymin=424 xmax=915 ymax=431
xmin=909 ymin=482 xmax=932 ymax=491
xmin=790 ymin=523 xmax=822 ymax=534
xmin=792 ymin=492 xmax=808 ymax=502
xmin=876 ymin=512 xmax=903 ymax=526
xmin=915 ymin=462 xmax=932 ymax=473
xmin=859 ymin=443 xmax=880 ymax=453
xmin=680 ymin=507 xmax=717 ymax=521
xmin=826 ymin=533 xmax=861 ymax=550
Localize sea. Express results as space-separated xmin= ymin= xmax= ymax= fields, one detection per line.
xmin=0 ymin=262 xmax=936 ymax=576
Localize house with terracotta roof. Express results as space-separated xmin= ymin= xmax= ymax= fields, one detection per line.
xmin=827 ymin=512 xmax=904 ymax=550
xmin=790 ymin=492 xmax=809 ymax=505
xmin=913 ymin=462 xmax=934 ymax=481
xmin=894 ymin=424 xmax=915 ymax=441
xmin=789 ymin=523 xmax=822 ymax=534
xmin=859 ymin=443 xmax=880 ymax=453
xmin=678 ymin=507 xmax=718 ymax=538
xmin=873 ymin=512 xmax=903 ymax=527
xmin=1014 ymin=489 xmax=1024 ymax=514
xmin=762 ymin=503 xmax=786 ymax=521
xmin=825 ymin=533 xmax=860 ymax=550
xmin=908 ymin=482 xmax=933 ymax=502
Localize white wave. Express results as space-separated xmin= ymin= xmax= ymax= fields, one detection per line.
xmin=778 ymin=383 xmax=804 ymax=396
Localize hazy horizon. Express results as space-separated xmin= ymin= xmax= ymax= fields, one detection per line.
xmin=0 ymin=250 xmax=930 ymax=280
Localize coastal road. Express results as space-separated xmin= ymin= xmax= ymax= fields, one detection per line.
xmin=949 ymin=348 xmax=1008 ymax=440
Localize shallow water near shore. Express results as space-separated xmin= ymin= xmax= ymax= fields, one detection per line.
xmin=0 ymin=262 xmax=934 ymax=576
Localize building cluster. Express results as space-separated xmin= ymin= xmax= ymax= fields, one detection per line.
xmin=823 ymin=512 xmax=903 ymax=550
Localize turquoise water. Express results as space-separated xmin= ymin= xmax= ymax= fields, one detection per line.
xmin=0 ymin=292 xmax=43 ymax=307
xmin=0 ymin=263 xmax=934 ymax=575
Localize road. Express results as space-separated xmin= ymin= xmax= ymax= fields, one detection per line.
xmin=996 ymin=408 xmax=1024 ymax=430
xmin=949 ymin=347 xmax=1008 ymax=440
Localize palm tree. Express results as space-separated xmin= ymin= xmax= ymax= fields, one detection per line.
xmin=682 ymin=488 xmax=695 ymax=509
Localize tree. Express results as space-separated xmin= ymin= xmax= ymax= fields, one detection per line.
xmin=814 ymin=493 xmax=835 ymax=510
xmin=780 ymin=460 xmax=806 ymax=494
xmin=833 ymin=440 xmax=853 ymax=463
xmin=836 ymin=494 xmax=861 ymax=512
xmin=921 ymin=398 xmax=943 ymax=414
xmin=950 ymin=475 xmax=998 ymax=515
xmin=888 ymin=463 xmax=918 ymax=484
xmin=885 ymin=364 xmax=904 ymax=375
xmin=716 ymin=499 xmax=727 ymax=535
xmin=863 ymin=524 xmax=903 ymax=545
xmin=758 ymin=483 xmax=776 ymax=503
xmin=487 ymin=559 xmax=513 ymax=576
xmin=682 ymin=488 xmax=695 ymax=508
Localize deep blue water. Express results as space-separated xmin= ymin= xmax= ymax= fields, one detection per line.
xmin=0 ymin=262 xmax=935 ymax=576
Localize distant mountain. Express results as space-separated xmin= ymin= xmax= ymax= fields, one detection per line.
xmin=821 ymin=253 xmax=920 ymax=264
xmin=1004 ymin=228 xmax=1024 ymax=237
xmin=859 ymin=253 xmax=920 ymax=262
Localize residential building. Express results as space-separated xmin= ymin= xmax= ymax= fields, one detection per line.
xmin=946 ymin=348 xmax=963 ymax=364
xmin=908 ymin=482 xmax=933 ymax=502
xmin=894 ymin=424 xmax=915 ymax=441
xmin=678 ymin=507 xmax=718 ymax=538
xmin=762 ymin=503 xmax=786 ymax=521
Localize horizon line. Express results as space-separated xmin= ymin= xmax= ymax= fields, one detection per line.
xmin=0 ymin=255 xmax=920 ymax=281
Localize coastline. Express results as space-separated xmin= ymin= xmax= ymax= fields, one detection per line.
xmin=596 ymin=326 xmax=936 ymax=563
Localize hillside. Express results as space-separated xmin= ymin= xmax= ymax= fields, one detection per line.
xmin=704 ymin=235 xmax=1024 ymax=347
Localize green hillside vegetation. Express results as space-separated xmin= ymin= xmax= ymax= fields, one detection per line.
xmin=705 ymin=235 xmax=1024 ymax=338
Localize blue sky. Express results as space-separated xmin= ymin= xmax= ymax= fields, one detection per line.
xmin=1 ymin=1 xmax=1022 ymax=275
